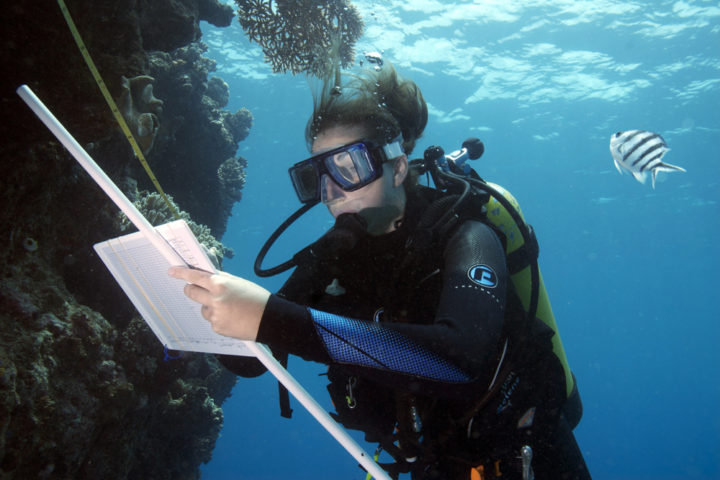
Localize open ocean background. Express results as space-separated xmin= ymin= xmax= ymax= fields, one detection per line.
xmin=198 ymin=2 xmax=720 ymax=479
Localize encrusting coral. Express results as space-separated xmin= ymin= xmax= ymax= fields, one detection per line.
xmin=2 ymin=2 xmax=246 ymax=478
xmin=218 ymin=156 xmax=247 ymax=202
xmin=117 ymin=75 xmax=164 ymax=154
xmin=235 ymin=0 xmax=364 ymax=76
xmin=116 ymin=190 xmax=234 ymax=263
xmin=206 ymin=76 xmax=230 ymax=107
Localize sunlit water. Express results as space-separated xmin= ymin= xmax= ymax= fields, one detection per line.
xmin=199 ymin=2 xmax=720 ymax=479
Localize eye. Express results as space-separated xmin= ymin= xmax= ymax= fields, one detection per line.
xmin=337 ymin=165 xmax=356 ymax=181
xmin=332 ymin=152 xmax=359 ymax=182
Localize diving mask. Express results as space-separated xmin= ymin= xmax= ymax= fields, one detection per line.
xmin=289 ymin=136 xmax=404 ymax=204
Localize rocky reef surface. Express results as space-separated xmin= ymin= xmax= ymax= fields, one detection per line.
xmin=1 ymin=1 xmax=249 ymax=478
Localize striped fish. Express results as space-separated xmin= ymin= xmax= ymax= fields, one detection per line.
xmin=609 ymin=130 xmax=686 ymax=188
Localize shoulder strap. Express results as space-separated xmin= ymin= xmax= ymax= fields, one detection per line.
xmin=404 ymin=187 xmax=493 ymax=259
xmin=505 ymin=224 xmax=539 ymax=275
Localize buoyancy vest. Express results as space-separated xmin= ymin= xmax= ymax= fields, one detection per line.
xmin=406 ymin=182 xmax=577 ymax=398
xmin=365 ymin=182 xmax=583 ymax=477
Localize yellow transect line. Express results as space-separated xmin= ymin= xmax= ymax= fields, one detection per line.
xmin=57 ymin=0 xmax=180 ymax=220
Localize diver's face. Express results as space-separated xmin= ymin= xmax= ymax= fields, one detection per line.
xmin=312 ymin=125 xmax=407 ymax=234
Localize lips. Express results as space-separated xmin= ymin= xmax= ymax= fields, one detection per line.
xmin=329 ymin=203 xmax=357 ymax=217
xmin=328 ymin=198 xmax=364 ymax=217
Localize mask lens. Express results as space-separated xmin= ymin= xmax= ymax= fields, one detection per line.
xmin=325 ymin=144 xmax=376 ymax=189
xmin=289 ymin=162 xmax=319 ymax=203
xmin=330 ymin=151 xmax=360 ymax=184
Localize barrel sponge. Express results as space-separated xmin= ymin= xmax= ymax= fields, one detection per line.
xmin=235 ymin=0 xmax=364 ymax=76
xmin=117 ymin=75 xmax=164 ymax=154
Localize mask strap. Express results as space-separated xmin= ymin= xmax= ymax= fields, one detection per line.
xmin=382 ymin=135 xmax=405 ymax=160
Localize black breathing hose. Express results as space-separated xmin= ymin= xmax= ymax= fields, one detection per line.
xmin=254 ymin=202 xmax=316 ymax=277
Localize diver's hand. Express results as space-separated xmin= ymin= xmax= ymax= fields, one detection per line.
xmin=168 ymin=266 xmax=270 ymax=341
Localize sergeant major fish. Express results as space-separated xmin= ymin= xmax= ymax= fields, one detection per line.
xmin=609 ymin=130 xmax=686 ymax=188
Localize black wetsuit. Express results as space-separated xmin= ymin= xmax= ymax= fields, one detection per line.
xmin=222 ymin=187 xmax=590 ymax=479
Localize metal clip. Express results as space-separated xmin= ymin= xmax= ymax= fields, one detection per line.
xmin=409 ymin=403 xmax=422 ymax=433
xmin=345 ymin=376 xmax=357 ymax=409
xmin=520 ymin=445 xmax=534 ymax=480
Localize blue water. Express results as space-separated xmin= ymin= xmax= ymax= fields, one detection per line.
xmin=199 ymin=2 xmax=720 ymax=479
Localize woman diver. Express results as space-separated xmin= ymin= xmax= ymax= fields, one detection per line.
xmin=169 ymin=63 xmax=591 ymax=479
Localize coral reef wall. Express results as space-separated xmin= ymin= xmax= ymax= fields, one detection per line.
xmin=1 ymin=1 xmax=249 ymax=478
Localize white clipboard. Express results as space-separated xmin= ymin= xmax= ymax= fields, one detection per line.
xmin=93 ymin=219 xmax=254 ymax=356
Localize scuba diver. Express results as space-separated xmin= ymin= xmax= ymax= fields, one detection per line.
xmin=169 ymin=63 xmax=591 ymax=479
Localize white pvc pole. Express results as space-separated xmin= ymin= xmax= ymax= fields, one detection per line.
xmin=15 ymin=84 xmax=182 ymax=267
xmin=246 ymin=343 xmax=390 ymax=480
xmin=17 ymin=84 xmax=390 ymax=480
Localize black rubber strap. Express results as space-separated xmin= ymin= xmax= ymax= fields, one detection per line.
xmin=505 ymin=224 xmax=539 ymax=275
xmin=277 ymin=352 xmax=293 ymax=419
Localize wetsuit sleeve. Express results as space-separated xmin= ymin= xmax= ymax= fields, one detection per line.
xmin=386 ymin=220 xmax=507 ymax=377
xmin=256 ymin=220 xmax=507 ymax=390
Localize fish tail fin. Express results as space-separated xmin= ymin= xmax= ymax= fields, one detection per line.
xmin=655 ymin=161 xmax=686 ymax=173
xmin=651 ymin=162 xmax=686 ymax=189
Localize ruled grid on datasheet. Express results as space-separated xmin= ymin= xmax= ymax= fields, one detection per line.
xmin=94 ymin=219 xmax=254 ymax=356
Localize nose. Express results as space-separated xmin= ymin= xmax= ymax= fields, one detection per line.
xmin=321 ymin=174 xmax=345 ymax=204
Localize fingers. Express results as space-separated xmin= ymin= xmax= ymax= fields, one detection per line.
xmin=183 ymin=282 xmax=213 ymax=306
xmin=167 ymin=267 xmax=266 ymax=341
xmin=180 ymin=281 xmax=219 ymax=323
xmin=200 ymin=304 xmax=212 ymax=321
xmin=170 ymin=266 xmax=217 ymax=312
xmin=168 ymin=266 xmax=214 ymax=289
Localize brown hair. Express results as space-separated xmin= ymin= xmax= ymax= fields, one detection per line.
xmin=305 ymin=62 xmax=428 ymax=156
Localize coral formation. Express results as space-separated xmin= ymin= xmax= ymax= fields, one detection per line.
xmin=206 ymin=76 xmax=230 ymax=107
xmin=1 ymin=1 xmax=251 ymax=478
xmin=139 ymin=0 xmax=235 ymax=51
xmin=218 ymin=156 xmax=248 ymax=202
xmin=117 ymin=75 xmax=164 ymax=153
xmin=147 ymin=43 xmax=252 ymax=236
xmin=117 ymin=190 xmax=235 ymax=261
xmin=235 ymin=0 xmax=364 ymax=76
xmin=0 ymin=255 xmax=235 ymax=478
xmin=225 ymin=108 xmax=253 ymax=143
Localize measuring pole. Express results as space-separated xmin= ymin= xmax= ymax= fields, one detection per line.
xmin=16 ymin=84 xmax=391 ymax=480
